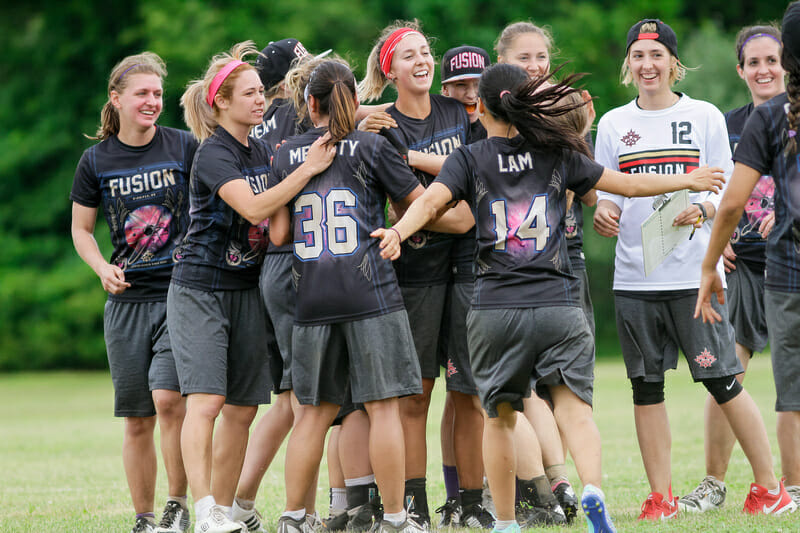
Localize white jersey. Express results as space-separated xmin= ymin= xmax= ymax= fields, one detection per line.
xmin=596 ymin=94 xmax=730 ymax=290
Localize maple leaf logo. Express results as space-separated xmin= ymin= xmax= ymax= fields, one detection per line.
xmin=446 ymin=359 xmax=458 ymax=377
xmin=621 ymin=130 xmax=641 ymax=147
xmin=694 ymin=348 xmax=717 ymax=368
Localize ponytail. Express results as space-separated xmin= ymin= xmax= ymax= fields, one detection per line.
xmin=783 ymin=47 xmax=800 ymax=157
xmin=305 ymin=61 xmax=357 ymax=145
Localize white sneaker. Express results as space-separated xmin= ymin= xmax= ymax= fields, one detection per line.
xmin=678 ymin=476 xmax=726 ymax=513
xmin=377 ymin=517 xmax=426 ymax=533
xmin=195 ymin=505 xmax=245 ymax=533
xmin=786 ymin=484 xmax=800 ymax=506
xmin=306 ymin=511 xmax=323 ymax=532
xmin=231 ymin=501 xmax=266 ymax=533
xmin=277 ymin=515 xmax=313 ymax=533
xmin=155 ymin=500 xmax=191 ymax=533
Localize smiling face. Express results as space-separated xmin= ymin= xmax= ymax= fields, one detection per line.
xmin=112 ymin=73 xmax=163 ymax=132
xmin=389 ymin=32 xmax=435 ymax=95
xmin=499 ymin=32 xmax=550 ymax=78
xmin=218 ymin=68 xmax=266 ymax=126
xmin=737 ymin=36 xmax=786 ymax=106
xmin=442 ymin=78 xmax=481 ymax=121
xmin=627 ymin=39 xmax=677 ymax=97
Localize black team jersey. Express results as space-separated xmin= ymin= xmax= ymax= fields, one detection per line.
xmin=251 ymin=97 xmax=312 ymax=255
xmin=435 ymin=136 xmax=603 ymax=309
xmin=272 ymin=127 xmax=419 ymax=326
xmin=171 ymin=126 xmax=273 ymax=291
xmin=734 ymin=93 xmax=800 ymax=292
xmin=726 ymin=103 xmax=774 ymax=270
xmin=71 ymin=126 xmax=197 ymax=302
xmin=565 ymin=133 xmax=596 ymax=270
xmin=387 ymin=94 xmax=470 ymax=287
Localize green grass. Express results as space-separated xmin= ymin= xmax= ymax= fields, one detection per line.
xmin=0 ymin=356 xmax=795 ymax=532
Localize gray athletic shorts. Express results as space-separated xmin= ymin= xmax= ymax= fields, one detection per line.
xmin=614 ymin=291 xmax=743 ymax=382
xmin=260 ymin=252 xmax=295 ymax=392
xmin=467 ymin=306 xmax=595 ymax=417
xmin=440 ymin=281 xmax=478 ymax=395
xmin=401 ymin=284 xmax=447 ymax=379
xmin=726 ymin=262 xmax=768 ymax=353
xmin=167 ymin=283 xmax=271 ymax=406
xmin=765 ymin=289 xmax=800 ymax=411
xmin=292 ymin=310 xmax=423 ymax=405
xmin=104 ymin=300 xmax=180 ymax=417
xmin=575 ymin=269 xmax=596 ymax=337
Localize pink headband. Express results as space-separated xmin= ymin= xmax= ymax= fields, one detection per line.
xmin=738 ymin=33 xmax=783 ymax=62
xmin=206 ymin=60 xmax=246 ymax=107
xmin=379 ymin=28 xmax=422 ymax=76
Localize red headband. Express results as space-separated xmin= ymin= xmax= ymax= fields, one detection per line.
xmin=207 ymin=60 xmax=246 ymax=107
xmin=379 ymin=28 xmax=422 ymax=76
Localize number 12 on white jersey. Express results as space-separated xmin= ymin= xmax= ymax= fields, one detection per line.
xmin=490 ymin=195 xmax=550 ymax=251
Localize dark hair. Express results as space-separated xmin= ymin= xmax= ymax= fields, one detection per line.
xmin=735 ymin=24 xmax=782 ymax=66
xmin=306 ymin=61 xmax=357 ymax=144
xmin=479 ymin=63 xmax=589 ymax=156
xmin=783 ymin=46 xmax=800 ymax=156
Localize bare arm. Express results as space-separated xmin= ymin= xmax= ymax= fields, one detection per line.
xmin=371 ymin=182 xmax=454 ymax=260
xmin=71 ymin=203 xmax=130 ymax=294
xmin=407 ymin=151 xmax=448 ymax=177
xmin=269 ymin=206 xmax=291 ymax=247
xmin=695 ymin=163 xmax=762 ymax=323
xmin=594 ymin=165 xmax=725 ymax=198
xmin=390 ymin=184 xmax=474 ymax=234
xmin=593 ymin=199 xmax=622 ymax=238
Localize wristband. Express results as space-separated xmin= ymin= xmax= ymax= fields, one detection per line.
xmin=693 ymin=202 xmax=707 ymax=220
xmin=388 ymin=227 xmax=402 ymax=241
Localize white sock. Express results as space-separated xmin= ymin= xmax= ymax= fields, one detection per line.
xmin=345 ymin=474 xmax=377 ymax=487
xmin=583 ymin=483 xmax=605 ymax=500
xmin=383 ymin=510 xmax=406 ymax=526
xmin=219 ymin=505 xmax=232 ymax=518
xmin=195 ymin=495 xmax=216 ymax=520
xmin=494 ymin=519 xmax=517 ymax=530
xmin=283 ymin=509 xmax=306 ymax=521
xmin=235 ymin=497 xmax=255 ymax=511
xmin=331 ymin=488 xmax=347 ymax=513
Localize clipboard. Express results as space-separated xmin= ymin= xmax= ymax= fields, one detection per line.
xmin=641 ymin=189 xmax=692 ymax=276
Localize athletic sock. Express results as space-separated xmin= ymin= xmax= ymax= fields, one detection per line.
xmin=494 ymin=519 xmax=517 ymax=530
xmin=219 ymin=505 xmax=232 ymax=518
xmin=519 ymin=476 xmax=558 ymax=507
xmin=168 ymin=495 xmax=189 ymax=508
xmin=330 ymin=487 xmax=347 ymax=513
xmin=283 ymin=509 xmax=306 ymax=521
xmin=383 ymin=510 xmax=406 ymax=526
xmin=196 ymin=495 xmax=216 ymax=520
xmin=459 ymin=488 xmax=482 ymax=508
xmin=404 ymin=478 xmax=429 ymax=518
xmin=443 ymin=465 xmax=460 ymax=500
xmin=544 ymin=464 xmax=569 ymax=487
xmin=235 ymin=497 xmax=255 ymax=511
xmin=345 ymin=476 xmax=379 ymax=510
xmin=136 ymin=512 xmax=155 ymax=523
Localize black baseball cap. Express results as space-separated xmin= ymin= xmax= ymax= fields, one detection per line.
xmin=626 ymin=19 xmax=679 ymax=58
xmin=255 ymin=38 xmax=309 ymax=89
xmin=441 ymin=46 xmax=491 ymax=84
xmin=783 ymin=2 xmax=800 ymax=60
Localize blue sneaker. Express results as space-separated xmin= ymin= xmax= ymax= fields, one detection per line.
xmin=490 ymin=522 xmax=520 ymax=533
xmin=581 ymin=485 xmax=616 ymax=533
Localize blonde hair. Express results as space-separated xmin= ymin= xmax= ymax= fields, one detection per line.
xmin=358 ymin=19 xmax=425 ymax=102
xmin=285 ymin=53 xmax=349 ymax=124
xmin=551 ymin=90 xmax=592 ymax=141
xmin=89 ymin=52 xmax=166 ymax=141
xmin=621 ymin=23 xmax=688 ymax=86
xmin=494 ymin=21 xmax=555 ymax=61
xmin=181 ymin=41 xmax=259 ymax=141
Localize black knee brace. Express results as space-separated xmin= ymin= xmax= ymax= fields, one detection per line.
xmin=702 ymin=375 xmax=742 ymax=405
xmin=630 ymin=377 xmax=665 ymax=405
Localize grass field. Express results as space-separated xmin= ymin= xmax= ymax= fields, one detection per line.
xmin=0 ymin=355 xmax=796 ymax=532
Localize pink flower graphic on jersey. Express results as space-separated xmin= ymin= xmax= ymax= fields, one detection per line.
xmin=694 ymin=348 xmax=717 ymax=368
xmin=446 ymin=359 xmax=458 ymax=378
xmin=743 ymin=175 xmax=774 ymax=233
xmin=124 ymin=205 xmax=172 ymax=252
xmin=621 ymin=130 xmax=641 ymax=147
xmin=249 ymin=220 xmax=270 ymax=253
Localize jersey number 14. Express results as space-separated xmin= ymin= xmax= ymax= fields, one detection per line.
xmin=490 ymin=195 xmax=550 ymax=251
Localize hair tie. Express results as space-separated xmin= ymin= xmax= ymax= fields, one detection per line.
xmin=207 ymin=60 xmax=246 ymax=107
xmin=379 ymin=28 xmax=423 ymax=76
xmin=738 ymin=33 xmax=783 ymax=62
xmin=499 ymin=90 xmax=511 ymax=98
xmin=117 ymin=64 xmax=143 ymax=83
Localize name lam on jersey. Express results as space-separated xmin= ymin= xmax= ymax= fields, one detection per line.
xmin=290 ymin=140 xmax=360 ymax=164
xmin=498 ymin=152 xmax=533 ymax=173
xmin=109 ymin=168 xmax=177 ymax=197
xmin=618 ymin=149 xmax=700 ymax=174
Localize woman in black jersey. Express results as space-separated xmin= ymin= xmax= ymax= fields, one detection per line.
xmin=681 ymin=23 xmax=785 ymax=514
xmin=358 ymin=21 xmax=472 ymax=524
xmin=375 ymin=63 xmax=726 ymax=533
xmin=697 ymin=1 xmax=800 ymax=510
xmin=174 ymin=41 xmax=335 ymax=533
xmin=268 ymin=59 xmax=469 ymax=533
xmin=70 ymin=52 xmax=195 ymax=533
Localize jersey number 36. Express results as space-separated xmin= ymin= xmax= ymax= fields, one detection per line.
xmin=294 ymin=189 xmax=359 ymax=260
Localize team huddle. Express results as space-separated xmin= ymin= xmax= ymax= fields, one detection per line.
xmin=70 ymin=3 xmax=800 ymax=533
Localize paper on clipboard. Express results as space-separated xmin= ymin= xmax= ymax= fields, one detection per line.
xmin=641 ymin=189 xmax=692 ymax=276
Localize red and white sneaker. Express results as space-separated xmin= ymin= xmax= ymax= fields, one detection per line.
xmin=742 ymin=481 xmax=798 ymax=515
xmin=638 ymin=492 xmax=679 ymax=521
